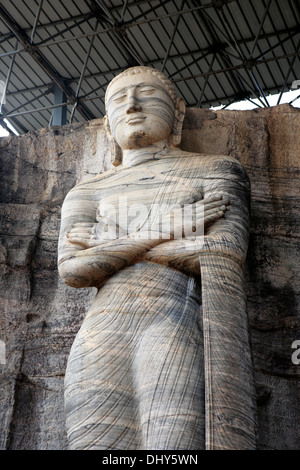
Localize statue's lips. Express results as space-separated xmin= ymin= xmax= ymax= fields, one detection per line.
xmin=126 ymin=115 xmax=146 ymax=125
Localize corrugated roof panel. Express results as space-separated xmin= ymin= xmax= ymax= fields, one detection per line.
xmin=1 ymin=0 xmax=34 ymax=29
xmin=0 ymin=0 xmax=299 ymax=134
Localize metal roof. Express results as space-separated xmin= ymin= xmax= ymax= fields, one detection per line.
xmin=0 ymin=0 xmax=299 ymax=134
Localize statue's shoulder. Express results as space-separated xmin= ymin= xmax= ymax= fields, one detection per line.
xmin=174 ymin=151 xmax=250 ymax=193
xmin=177 ymin=150 xmax=248 ymax=176
xmin=180 ymin=150 xmax=242 ymax=165
xmin=67 ymin=166 xmax=118 ymax=195
xmin=204 ymin=154 xmax=248 ymax=175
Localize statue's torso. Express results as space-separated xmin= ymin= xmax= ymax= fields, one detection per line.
xmin=68 ymin=152 xmax=206 ymax=362
xmin=78 ymin=153 xmax=209 ymax=311
xmin=78 ymin=152 xmax=221 ymax=236
xmin=69 ymin=152 xmax=226 ymax=314
xmin=64 ymin=152 xmax=240 ymax=450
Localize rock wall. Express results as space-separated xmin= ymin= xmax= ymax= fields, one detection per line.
xmin=0 ymin=105 xmax=299 ymax=450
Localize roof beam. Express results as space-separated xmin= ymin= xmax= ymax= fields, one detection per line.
xmin=64 ymin=25 xmax=299 ymax=82
xmin=0 ymin=13 xmax=97 ymax=45
xmin=111 ymin=0 xmax=172 ymax=12
xmin=119 ymin=0 xmax=129 ymax=22
xmin=190 ymin=0 xmax=245 ymax=103
xmin=7 ymin=1 xmax=214 ymax=51
xmin=6 ymin=84 xmax=52 ymax=97
xmin=171 ymin=50 xmax=300 ymax=84
xmin=188 ymin=86 xmax=285 ymax=109
xmin=0 ymin=4 xmax=95 ymax=122
xmin=0 ymin=12 xmax=97 ymax=54
xmin=197 ymin=53 xmax=216 ymax=107
xmin=122 ymin=0 xmax=173 ymax=24
xmin=0 ymin=39 xmax=17 ymax=114
xmin=34 ymin=12 xmax=96 ymax=46
xmin=249 ymin=0 xmax=273 ymax=59
xmin=206 ymin=4 xmax=270 ymax=106
xmin=70 ymin=18 xmax=99 ymax=122
xmin=0 ymin=103 xmax=29 ymax=134
xmin=254 ymin=26 xmax=300 ymax=61
xmin=0 ymin=86 xmax=52 ymax=121
xmin=1 ymin=8 xmax=296 ymax=60
xmin=277 ymin=36 xmax=300 ymax=104
xmin=0 ymin=117 xmax=13 ymax=134
xmin=89 ymin=0 xmax=145 ymax=65
xmin=4 ymin=28 xmax=299 ymax=106
xmin=30 ymin=0 xmax=44 ymax=44
xmin=2 ymin=101 xmax=72 ymax=120
xmin=161 ymin=0 xmax=185 ymax=72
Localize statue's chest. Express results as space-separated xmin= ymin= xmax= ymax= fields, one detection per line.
xmin=97 ymin=166 xmax=203 ymax=230
xmin=99 ymin=163 xmax=204 ymax=205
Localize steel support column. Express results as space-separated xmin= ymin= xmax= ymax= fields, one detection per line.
xmin=52 ymin=83 xmax=67 ymax=126
xmin=0 ymin=39 xmax=17 ymax=114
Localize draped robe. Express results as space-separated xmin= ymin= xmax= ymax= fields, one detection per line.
xmin=58 ymin=151 xmax=257 ymax=450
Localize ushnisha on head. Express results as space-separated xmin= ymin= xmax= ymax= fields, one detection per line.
xmin=104 ymin=66 xmax=186 ymax=166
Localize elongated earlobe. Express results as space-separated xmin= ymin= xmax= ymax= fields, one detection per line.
xmin=110 ymin=140 xmax=123 ymax=166
xmin=104 ymin=115 xmax=122 ymax=166
xmin=171 ymin=98 xmax=186 ymax=147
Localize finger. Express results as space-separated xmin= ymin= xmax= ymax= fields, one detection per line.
xmin=200 ymin=196 xmax=230 ymax=207
xmin=196 ymin=200 xmax=229 ymax=211
xmin=67 ymin=227 xmax=94 ymax=235
xmin=201 ymin=204 xmax=227 ymax=215
xmin=67 ymin=235 xmax=104 ymax=245
xmin=200 ymin=195 xmax=223 ymax=204
xmin=184 ymin=195 xmax=198 ymax=205
xmin=202 ymin=198 xmax=229 ymax=207
xmin=66 ymin=236 xmax=90 ymax=247
xmin=71 ymin=221 xmax=96 ymax=227
xmin=68 ymin=227 xmax=94 ymax=235
xmin=193 ymin=209 xmax=225 ymax=225
xmin=66 ymin=232 xmax=92 ymax=240
xmin=203 ymin=211 xmax=225 ymax=225
xmin=67 ymin=234 xmax=92 ymax=240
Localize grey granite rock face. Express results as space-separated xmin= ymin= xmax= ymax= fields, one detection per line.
xmin=0 ymin=105 xmax=299 ymax=449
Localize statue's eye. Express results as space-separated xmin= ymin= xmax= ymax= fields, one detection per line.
xmin=140 ymin=88 xmax=155 ymax=95
xmin=113 ymin=94 xmax=126 ymax=103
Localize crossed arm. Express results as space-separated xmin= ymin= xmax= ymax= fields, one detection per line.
xmin=58 ymin=158 xmax=250 ymax=288
xmin=58 ymin=191 xmax=227 ymax=288
xmin=145 ymin=159 xmax=250 ymax=274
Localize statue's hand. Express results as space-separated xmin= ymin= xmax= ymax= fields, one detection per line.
xmin=66 ymin=197 xmax=228 ymax=247
xmin=169 ymin=195 xmax=229 ymax=239
xmin=66 ymin=218 xmax=126 ymax=248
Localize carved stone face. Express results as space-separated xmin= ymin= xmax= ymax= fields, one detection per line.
xmin=106 ymin=71 xmax=176 ymax=150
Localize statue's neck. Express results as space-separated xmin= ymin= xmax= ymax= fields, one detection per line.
xmin=122 ymin=141 xmax=172 ymax=167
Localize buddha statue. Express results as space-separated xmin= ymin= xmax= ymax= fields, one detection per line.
xmin=58 ymin=66 xmax=257 ymax=450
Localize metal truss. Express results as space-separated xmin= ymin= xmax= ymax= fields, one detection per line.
xmin=0 ymin=0 xmax=299 ymax=134
xmin=0 ymin=3 xmax=96 ymax=131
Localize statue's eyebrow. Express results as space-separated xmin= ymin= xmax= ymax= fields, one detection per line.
xmin=111 ymin=83 xmax=143 ymax=96
xmin=108 ymin=83 xmax=170 ymax=103
xmin=108 ymin=85 xmax=133 ymax=102
xmin=113 ymin=87 xmax=128 ymax=95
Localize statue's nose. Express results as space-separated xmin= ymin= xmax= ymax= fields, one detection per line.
xmin=126 ymin=93 xmax=142 ymax=114
xmin=126 ymin=104 xmax=142 ymax=114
